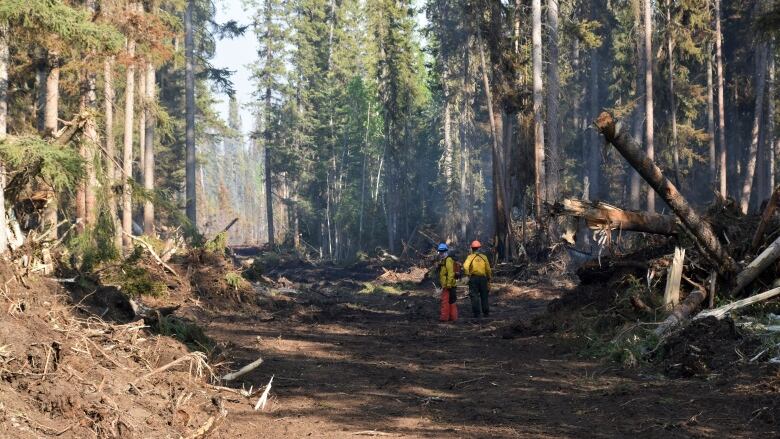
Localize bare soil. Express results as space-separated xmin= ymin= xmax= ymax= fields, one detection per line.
xmin=183 ymin=267 xmax=780 ymax=438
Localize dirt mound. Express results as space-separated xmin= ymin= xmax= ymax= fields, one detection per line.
xmin=0 ymin=264 xmax=226 ymax=438
xmin=658 ymin=317 xmax=765 ymax=378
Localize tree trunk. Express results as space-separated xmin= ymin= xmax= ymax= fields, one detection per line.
xmin=0 ymin=22 xmax=9 ymax=252
xmin=667 ymin=1 xmax=681 ymax=187
xmin=143 ymin=62 xmax=155 ymax=235
xmin=105 ymin=57 xmax=121 ymax=250
xmin=478 ymin=36 xmax=511 ymax=259
xmin=43 ymin=54 xmax=59 ymax=137
xmin=82 ymin=72 xmax=99 ymax=228
xmin=707 ymin=46 xmax=717 ymax=190
xmin=532 ymin=0 xmax=546 ymax=216
xmin=769 ymin=52 xmax=776 ymax=190
xmin=138 ymin=64 xmax=146 ymax=182
xmin=122 ymin=38 xmax=136 ymax=249
xmin=740 ymin=44 xmax=769 ymax=214
xmin=715 ymin=0 xmax=727 ymax=197
xmin=546 ymin=0 xmax=560 ymax=201
xmin=36 ymin=55 xmax=46 ymax=132
xmin=185 ymin=0 xmax=197 ymax=227
xmin=595 ymin=112 xmax=738 ymax=275
xmin=644 ymin=0 xmax=655 ymax=212
xmin=552 ymin=198 xmax=678 ymax=235
xmin=630 ymin=0 xmax=644 ymax=210
xmin=732 ymin=234 xmax=780 ymax=296
xmin=654 ymin=287 xmax=707 ymax=336
xmin=588 ymin=47 xmax=601 ymax=201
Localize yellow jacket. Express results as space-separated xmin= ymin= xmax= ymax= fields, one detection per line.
xmin=464 ymin=252 xmax=492 ymax=279
xmin=438 ymin=257 xmax=456 ymax=288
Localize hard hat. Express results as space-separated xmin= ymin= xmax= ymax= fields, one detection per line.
xmin=437 ymin=242 xmax=449 ymax=252
xmin=471 ymin=240 xmax=481 ymax=249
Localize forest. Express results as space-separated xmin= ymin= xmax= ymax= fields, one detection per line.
xmin=0 ymin=0 xmax=779 ymax=437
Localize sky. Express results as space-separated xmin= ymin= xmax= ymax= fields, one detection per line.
xmin=212 ymin=0 xmax=428 ymax=137
xmin=213 ymin=0 xmax=258 ymax=137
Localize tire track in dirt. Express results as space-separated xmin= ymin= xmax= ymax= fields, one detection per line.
xmin=194 ymin=276 xmax=779 ymax=438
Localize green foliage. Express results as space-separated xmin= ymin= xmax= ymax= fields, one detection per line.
xmin=67 ymin=212 xmax=120 ymax=272
xmin=0 ymin=136 xmax=84 ymax=199
xmin=0 ymin=0 xmax=124 ymax=52
xmin=114 ymin=264 xmax=168 ymax=298
xmin=224 ymin=271 xmax=247 ymax=290
xmin=153 ymin=315 xmax=215 ymax=353
xmin=204 ymin=232 xmax=227 ymax=253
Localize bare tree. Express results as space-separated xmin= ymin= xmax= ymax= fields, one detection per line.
xmin=185 ymin=0 xmax=197 ymax=226
xmin=105 ymin=57 xmax=121 ymax=250
xmin=707 ymin=46 xmax=717 ymax=189
xmin=666 ymin=0 xmax=680 ymax=187
xmin=122 ymin=36 xmax=136 ymax=248
xmin=144 ymin=62 xmax=155 ymax=235
xmin=0 ymin=22 xmax=9 ymax=252
xmin=741 ymin=44 xmax=769 ymax=214
xmin=630 ymin=0 xmax=644 ymax=210
xmin=532 ymin=0 xmax=546 ymax=216
xmin=715 ymin=0 xmax=727 ymax=196
xmin=644 ymin=0 xmax=655 ymax=212
xmin=546 ymin=0 xmax=560 ymax=201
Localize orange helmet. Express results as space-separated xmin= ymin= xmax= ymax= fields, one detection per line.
xmin=471 ymin=240 xmax=481 ymax=249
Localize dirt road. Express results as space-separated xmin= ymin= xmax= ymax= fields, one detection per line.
xmin=194 ymin=275 xmax=778 ymax=438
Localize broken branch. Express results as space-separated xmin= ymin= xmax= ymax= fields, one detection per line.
xmin=696 ymin=287 xmax=780 ymax=320
xmin=221 ymin=357 xmax=263 ymax=381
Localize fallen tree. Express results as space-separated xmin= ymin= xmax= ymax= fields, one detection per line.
xmin=595 ymin=112 xmax=738 ymax=275
xmin=730 ymin=234 xmax=780 ymax=296
xmin=750 ymin=185 xmax=780 ymax=251
xmin=695 ymin=287 xmax=780 ymax=320
xmin=551 ymin=198 xmax=679 ymax=235
xmin=654 ymin=286 xmax=707 ymax=336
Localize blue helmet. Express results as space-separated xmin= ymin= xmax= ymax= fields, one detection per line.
xmin=437 ymin=242 xmax=449 ymax=252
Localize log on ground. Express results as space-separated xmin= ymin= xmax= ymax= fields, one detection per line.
xmin=551 ymin=198 xmax=679 ymax=235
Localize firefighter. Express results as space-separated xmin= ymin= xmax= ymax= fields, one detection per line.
xmin=464 ymin=240 xmax=492 ymax=318
xmin=436 ymin=243 xmax=458 ymax=322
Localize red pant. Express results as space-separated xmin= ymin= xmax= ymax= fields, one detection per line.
xmin=440 ymin=288 xmax=458 ymax=322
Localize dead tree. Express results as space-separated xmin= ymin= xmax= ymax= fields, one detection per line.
xmin=595 ymin=112 xmax=738 ymax=275
xmin=551 ymin=198 xmax=678 ymax=235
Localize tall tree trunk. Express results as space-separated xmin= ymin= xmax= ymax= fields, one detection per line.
xmin=667 ymin=1 xmax=681 ymax=187
xmin=185 ymin=0 xmax=197 ymax=227
xmin=105 ymin=57 xmax=121 ymax=250
xmin=0 ymin=22 xmax=9 ymax=252
xmin=715 ymin=0 xmax=727 ymax=197
xmin=42 ymin=53 xmax=60 ymax=233
xmin=143 ymin=62 xmax=155 ymax=235
xmin=644 ymin=0 xmax=655 ymax=212
xmin=588 ymin=48 xmax=600 ymax=201
xmin=740 ymin=44 xmax=769 ymax=214
xmin=546 ymin=0 xmax=560 ymax=201
xmin=122 ymin=38 xmax=136 ymax=249
xmin=630 ymin=0 xmax=644 ymax=210
xmin=138 ymin=64 xmax=146 ymax=182
xmin=532 ymin=0 xmax=546 ymax=216
xmin=358 ymin=102 xmax=370 ymax=250
xmin=770 ymin=52 xmax=777 ymax=189
xmin=478 ymin=36 xmax=510 ymax=259
xmin=707 ymin=46 xmax=717 ymax=190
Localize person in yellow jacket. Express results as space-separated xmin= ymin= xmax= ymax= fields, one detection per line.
xmin=464 ymin=240 xmax=492 ymax=318
xmin=436 ymin=242 xmax=458 ymax=322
